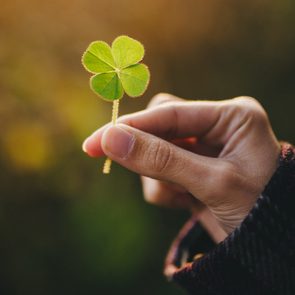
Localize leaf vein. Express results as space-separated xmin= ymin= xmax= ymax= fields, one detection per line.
xmin=88 ymin=51 xmax=115 ymax=69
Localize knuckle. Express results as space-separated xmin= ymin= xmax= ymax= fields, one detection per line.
xmin=117 ymin=114 xmax=130 ymax=124
xmin=146 ymin=140 xmax=173 ymax=174
xmin=232 ymin=96 xmax=269 ymax=125
xmin=148 ymin=93 xmax=178 ymax=108
xmin=234 ymin=96 xmax=258 ymax=105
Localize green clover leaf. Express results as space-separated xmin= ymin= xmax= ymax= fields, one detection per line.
xmin=82 ymin=35 xmax=150 ymax=101
xmin=81 ymin=36 xmax=151 ymax=174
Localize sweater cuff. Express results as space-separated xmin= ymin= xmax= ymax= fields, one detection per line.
xmin=164 ymin=143 xmax=295 ymax=295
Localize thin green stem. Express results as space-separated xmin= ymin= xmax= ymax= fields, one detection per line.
xmin=102 ymin=99 xmax=120 ymax=174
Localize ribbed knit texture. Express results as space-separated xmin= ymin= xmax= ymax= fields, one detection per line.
xmin=172 ymin=144 xmax=295 ymax=295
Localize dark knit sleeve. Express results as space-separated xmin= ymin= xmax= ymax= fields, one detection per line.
xmin=164 ymin=143 xmax=295 ymax=295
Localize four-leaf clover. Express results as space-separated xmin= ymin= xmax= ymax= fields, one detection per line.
xmin=82 ymin=35 xmax=150 ymax=101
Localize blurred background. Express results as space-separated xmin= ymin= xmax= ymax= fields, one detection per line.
xmin=0 ymin=0 xmax=294 ymax=294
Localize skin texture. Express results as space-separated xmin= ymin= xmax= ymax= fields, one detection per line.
xmin=83 ymin=94 xmax=280 ymax=241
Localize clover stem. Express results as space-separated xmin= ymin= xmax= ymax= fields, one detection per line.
xmin=111 ymin=98 xmax=120 ymax=125
xmin=102 ymin=99 xmax=120 ymax=174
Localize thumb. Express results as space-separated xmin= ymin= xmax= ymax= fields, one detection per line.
xmin=101 ymin=124 xmax=215 ymax=191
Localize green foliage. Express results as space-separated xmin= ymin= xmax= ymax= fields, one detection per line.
xmin=90 ymin=72 xmax=124 ymax=101
xmin=112 ymin=36 xmax=145 ymax=68
xmin=82 ymin=36 xmax=150 ymax=101
xmin=120 ymin=64 xmax=150 ymax=97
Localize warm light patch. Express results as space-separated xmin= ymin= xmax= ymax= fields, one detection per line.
xmin=3 ymin=121 xmax=53 ymax=171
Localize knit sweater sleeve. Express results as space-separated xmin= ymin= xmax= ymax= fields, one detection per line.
xmin=164 ymin=143 xmax=295 ymax=295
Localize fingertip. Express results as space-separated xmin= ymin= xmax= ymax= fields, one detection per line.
xmin=82 ymin=139 xmax=88 ymax=153
xmin=100 ymin=124 xmax=135 ymax=159
xmin=82 ymin=134 xmax=105 ymax=158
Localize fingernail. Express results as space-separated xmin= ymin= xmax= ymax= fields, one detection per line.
xmin=82 ymin=138 xmax=89 ymax=153
xmin=102 ymin=125 xmax=135 ymax=158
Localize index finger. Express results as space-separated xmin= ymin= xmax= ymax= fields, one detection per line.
xmin=83 ymin=100 xmax=223 ymax=157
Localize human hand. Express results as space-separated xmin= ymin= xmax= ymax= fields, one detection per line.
xmin=83 ymin=94 xmax=280 ymax=235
